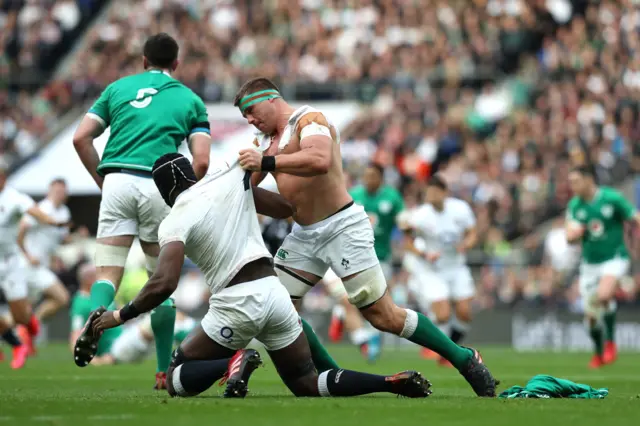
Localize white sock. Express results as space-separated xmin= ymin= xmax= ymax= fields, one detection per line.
xmin=332 ymin=304 xmax=346 ymax=320
xmin=400 ymin=309 xmax=418 ymax=338
xmin=317 ymin=370 xmax=331 ymax=397
xmin=451 ymin=316 xmax=470 ymax=333
xmin=172 ymin=365 xmax=187 ymax=396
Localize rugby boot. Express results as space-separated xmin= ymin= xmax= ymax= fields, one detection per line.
xmin=386 ymin=371 xmax=432 ymax=398
xmin=154 ymin=372 xmax=168 ymax=390
xmin=221 ymin=349 xmax=263 ymax=398
xmin=458 ymin=347 xmax=498 ymax=397
xmin=11 ymin=344 xmax=29 ymax=369
xmin=603 ymin=341 xmax=617 ymax=365
xmin=589 ymin=354 xmax=604 ymax=369
xmin=73 ymin=307 xmax=106 ymax=367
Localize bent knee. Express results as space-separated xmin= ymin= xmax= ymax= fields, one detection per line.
xmin=362 ymin=300 xmax=406 ymax=334
xmin=288 ymin=374 xmax=320 ymax=397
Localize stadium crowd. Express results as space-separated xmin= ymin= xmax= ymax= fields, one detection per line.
xmin=2 ymin=0 xmax=639 ymax=313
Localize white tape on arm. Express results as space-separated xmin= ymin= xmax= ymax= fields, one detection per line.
xmin=300 ymin=122 xmax=331 ymax=140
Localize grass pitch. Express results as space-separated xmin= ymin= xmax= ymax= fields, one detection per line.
xmin=1 ymin=344 xmax=639 ymax=426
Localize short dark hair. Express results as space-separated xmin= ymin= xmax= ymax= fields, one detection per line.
xmin=143 ymin=33 xmax=179 ymax=69
xmin=427 ymin=174 xmax=448 ymax=191
xmin=367 ymin=162 xmax=384 ymax=178
xmin=571 ymin=165 xmax=596 ymax=180
xmin=233 ymin=78 xmax=280 ymax=108
xmin=50 ymin=178 xmax=66 ymax=186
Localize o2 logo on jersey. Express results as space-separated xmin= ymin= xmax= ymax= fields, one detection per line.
xmin=588 ymin=219 xmax=604 ymax=238
xmin=130 ymin=88 xmax=158 ymax=108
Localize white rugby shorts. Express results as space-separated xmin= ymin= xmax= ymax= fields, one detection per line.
xmin=408 ymin=262 xmax=475 ymax=308
xmin=201 ymin=276 xmax=302 ymax=351
xmin=26 ymin=265 xmax=59 ymax=302
xmin=275 ymin=203 xmax=380 ymax=297
xmin=97 ymin=172 xmax=170 ymax=242
xmin=0 ymin=253 xmax=29 ymax=301
xmin=579 ymin=257 xmax=629 ymax=316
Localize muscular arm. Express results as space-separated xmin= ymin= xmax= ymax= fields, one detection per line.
xmin=274 ymin=136 xmax=332 ymax=176
xmin=73 ymin=115 xmax=105 ymax=190
xmin=273 ymin=113 xmax=333 ymax=176
xmin=253 ymin=187 xmax=294 ymax=219
xmin=122 ymin=242 xmax=185 ymax=315
xmin=189 ymin=134 xmax=210 ymax=181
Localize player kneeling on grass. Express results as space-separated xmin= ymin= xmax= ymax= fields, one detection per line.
xmin=87 ymin=154 xmax=432 ymax=399
xmin=565 ymin=166 xmax=640 ymax=368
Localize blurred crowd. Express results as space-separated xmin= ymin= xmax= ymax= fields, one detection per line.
xmin=2 ymin=0 xmax=640 ymax=312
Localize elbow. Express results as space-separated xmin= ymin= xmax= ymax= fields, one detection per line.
xmin=72 ymin=134 xmax=88 ymax=150
xmin=312 ymin=154 xmax=331 ymax=175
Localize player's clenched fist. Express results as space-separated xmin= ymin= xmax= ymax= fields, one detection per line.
xmin=238 ymin=149 xmax=263 ymax=171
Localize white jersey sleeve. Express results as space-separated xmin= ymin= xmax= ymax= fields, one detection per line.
xmin=456 ymin=199 xmax=476 ymax=230
xmin=158 ymin=210 xmax=190 ymax=247
xmin=14 ymin=189 xmax=35 ymax=215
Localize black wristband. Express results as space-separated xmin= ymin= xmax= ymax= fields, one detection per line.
xmin=261 ymin=155 xmax=276 ymax=172
xmin=119 ymin=301 xmax=141 ymax=322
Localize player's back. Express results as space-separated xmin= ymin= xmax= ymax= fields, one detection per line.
xmin=158 ymin=163 xmax=271 ymax=295
xmin=92 ymin=70 xmax=207 ymax=175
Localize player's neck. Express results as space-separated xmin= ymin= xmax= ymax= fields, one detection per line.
xmin=273 ymin=105 xmax=296 ymax=136
xmin=585 ymin=186 xmax=599 ymax=202
xmin=432 ymin=201 xmax=445 ymax=212
xmin=48 ymin=196 xmax=61 ymax=208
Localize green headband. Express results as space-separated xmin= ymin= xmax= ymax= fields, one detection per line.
xmin=239 ymin=89 xmax=281 ymax=112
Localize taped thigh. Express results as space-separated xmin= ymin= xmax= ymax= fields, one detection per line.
xmin=342 ymin=264 xmax=388 ymax=309
xmin=275 ymin=264 xmax=319 ymax=300
xmin=95 ymin=244 xmax=130 ymax=267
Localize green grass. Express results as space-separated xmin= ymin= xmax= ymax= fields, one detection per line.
xmin=1 ymin=344 xmax=639 ymax=426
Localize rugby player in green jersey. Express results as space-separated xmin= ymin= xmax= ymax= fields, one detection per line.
xmin=565 ymin=166 xmax=640 ymax=368
xmin=71 ymin=33 xmax=211 ymax=389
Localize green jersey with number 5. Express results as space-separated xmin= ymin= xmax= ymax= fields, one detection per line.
xmin=566 ymin=187 xmax=636 ymax=264
xmin=87 ymin=70 xmax=210 ymax=176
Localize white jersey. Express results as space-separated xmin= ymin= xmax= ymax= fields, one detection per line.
xmin=23 ymin=198 xmax=70 ymax=265
xmin=0 ymin=186 xmax=34 ymax=257
xmin=409 ymin=197 xmax=475 ymax=269
xmin=158 ymin=163 xmax=271 ymax=295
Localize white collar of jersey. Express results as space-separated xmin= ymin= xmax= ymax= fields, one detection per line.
xmin=148 ymin=69 xmax=172 ymax=77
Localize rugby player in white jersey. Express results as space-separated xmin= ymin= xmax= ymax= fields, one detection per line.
xmin=90 ymin=153 xmax=432 ymax=399
xmin=402 ymin=176 xmax=478 ymax=367
xmin=235 ymin=77 xmax=496 ymax=396
xmin=0 ymin=160 xmax=69 ymax=368
xmin=15 ymin=178 xmax=71 ymax=355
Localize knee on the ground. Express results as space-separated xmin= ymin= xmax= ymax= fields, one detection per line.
xmin=286 ymin=373 xmax=320 ymax=397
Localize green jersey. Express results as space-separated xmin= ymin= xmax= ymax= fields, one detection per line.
xmin=566 ymin=186 xmax=637 ymax=264
xmin=350 ymin=185 xmax=404 ymax=261
xmin=88 ymin=70 xmax=210 ymax=175
xmin=70 ymin=292 xmax=121 ymax=354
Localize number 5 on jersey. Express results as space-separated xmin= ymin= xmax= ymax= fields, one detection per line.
xmin=130 ymin=88 xmax=158 ymax=109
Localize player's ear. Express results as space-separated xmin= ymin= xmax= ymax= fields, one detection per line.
xmin=143 ymin=56 xmax=148 ymax=70
xmin=172 ymin=59 xmax=179 ymax=72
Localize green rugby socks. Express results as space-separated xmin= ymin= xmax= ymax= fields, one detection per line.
xmin=151 ymin=298 xmax=176 ymax=373
xmin=301 ymin=317 xmax=340 ymax=372
xmin=90 ymin=280 xmax=116 ymax=311
xmin=401 ymin=309 xmax=473 ymax=370
xmin=590 ymin=325 xmax=604 ymax=356
xmin=604 ymin=310 xmax=616 ymax=343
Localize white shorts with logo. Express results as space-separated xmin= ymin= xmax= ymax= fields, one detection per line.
xmin=97 ymin=172 xmax=170 ymax=242
xmin=579 ymin=257 xmax=629 ymax=316
xmin=201 ymin=276 xmax=302 ymax=351
xmin=275 ymin=203 xmax=380 ymax=295
xmin=0 ymin=254 xmax=30 ymax=301
xmin=26 ymin=265 xmax=59 ymax=302
xmin=408 ymin=262 xmax=475 ymax=308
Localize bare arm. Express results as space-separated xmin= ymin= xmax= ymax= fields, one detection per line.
xmin=73 ymin=115 xmax=105 ymax=190
xmin=565 ymin=220 xmax=585 ymax=244
xmin=253 ymin=187 xmax=294 ymax=219
xmin=273 ymin=136 xmax=332 ymax=176
xmin=251 ymin=172 xmax=267 ymax=187
xmin=189 ymin=134 xmax=210 ymax=181
xmin=16 ymin=220 xmax=36 ymax=264
xmin=26 ymin=205 xmax=63 ymax=227
xmin=458 ymin=227 xmax=478 ymax=253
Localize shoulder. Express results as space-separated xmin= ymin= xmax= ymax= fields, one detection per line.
xmin=601 ymin=186 xmax=621 ymax=199
xmin=447 ymin=197 xmax=471 ymax=212
xmin=298 ymin=110 xmax=330 ymax=128
xmin=567 ymin=196 xmax=580 ymax=208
